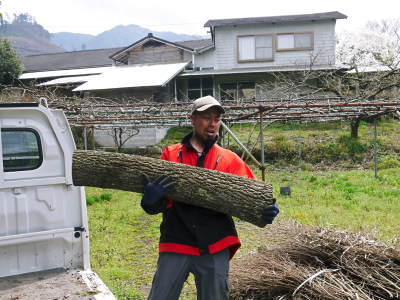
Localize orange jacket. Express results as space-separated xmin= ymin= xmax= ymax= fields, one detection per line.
xmin=158 ymin=133 xmax=256 ymax=259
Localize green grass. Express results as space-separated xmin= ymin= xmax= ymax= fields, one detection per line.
xmin=87 ymin=166 xmax=400 ymax=299
xmin=157 ymin=126 xmax=192 ymax=148
xmin=87 ymin=189 xmax=160 ymax=299
xmin=256 ymin=167 xmax=400 ymax=244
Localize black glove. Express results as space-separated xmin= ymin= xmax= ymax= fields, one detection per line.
xmin=141 ymin=174 xmax=175 ymax=215
xmin=262 ymin=200 xmax=279 ymax=224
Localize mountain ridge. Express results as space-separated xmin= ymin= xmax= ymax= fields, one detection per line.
xmin=1 ymin=13 xmax=205 ymax=56
xmin=50 ymin=24 xmax=204 ymax=51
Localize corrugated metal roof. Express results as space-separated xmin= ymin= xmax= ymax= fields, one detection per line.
xmin=73 ymin=62 xmax=189 ymax=92
xmin=36 ymin=75 xmax=99 ymax=86
xmin=19 ymin=66 xmax=113 ymax=80
xmin=21 ymin=47 xmax=123 ymax=72
xmin=204 ymin=11 xmax=347 ymax=28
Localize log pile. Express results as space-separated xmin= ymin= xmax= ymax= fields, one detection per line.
xmin=72 ymin=150 xmax=275 ymax=227
xmin=230 ymin=224 xmax=400 ymax=299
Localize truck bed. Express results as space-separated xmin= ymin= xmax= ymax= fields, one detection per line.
xmin=0 ymin=268 xmax=115 ymax=300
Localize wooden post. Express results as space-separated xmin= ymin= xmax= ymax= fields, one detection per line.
xmin=373 ymin=119 xmax=378 ymax=179
xmin=83 ymin=127 xmax=88 ymax=150
xmin=174 ymin=79 xmax=177 ymax=101
xmin=260 ymin=111 xmax=266 ymax=182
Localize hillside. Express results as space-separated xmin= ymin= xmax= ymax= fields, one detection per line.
xmin=49 ymin=32 xmax=94 ymax=52
xmin=0 ymin=14 xmax=64 ymax=56
xmin=3 ymin=35 xmax=64 ymax=56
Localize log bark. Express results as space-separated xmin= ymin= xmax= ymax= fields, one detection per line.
xmin=72 ymin=150 xmax=275 ymax=227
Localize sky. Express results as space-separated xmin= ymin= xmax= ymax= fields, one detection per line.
xmin=1 ymin=0 xmax=400 ymax=37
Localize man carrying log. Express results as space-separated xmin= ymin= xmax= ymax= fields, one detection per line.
xmin=141 ymin=95 xmax=279 ymax=300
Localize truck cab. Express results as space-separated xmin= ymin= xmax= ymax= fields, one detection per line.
xmin=0 ymin=101 xmax=114 ymax=299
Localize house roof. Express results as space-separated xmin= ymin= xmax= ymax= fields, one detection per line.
xmin=19 ymin=66 xmax=114 ymax=80
xmin=21 ymin=47 xmax=123 ymax=72
xmin=177 ymin=39 xmax=213 ymax=51
xmin=21 ymin=37 xmax=212 ymax=73
xmin=204 ymin=11 xmax=347 ymax=28
xmin=37 ymin=75 xmax=99 ymax=86
xmin=73 ymin=62 xmax=189 ymax=92
xmin=109 ymin=33 xmax=213 ymax=63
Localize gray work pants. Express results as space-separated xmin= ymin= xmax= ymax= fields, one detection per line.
xmin=147 ymin=249 xmax=230 ymax=300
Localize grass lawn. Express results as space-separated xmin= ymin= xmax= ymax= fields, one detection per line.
xmin=87 ymin=166 xmax=400 ymax=299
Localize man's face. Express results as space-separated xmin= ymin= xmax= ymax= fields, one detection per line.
xmin=190 ymin=107 xmax=222 ymax=143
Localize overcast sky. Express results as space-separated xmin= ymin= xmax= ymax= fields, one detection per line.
xmin=2 ymin=0 xmax=399 ymax=36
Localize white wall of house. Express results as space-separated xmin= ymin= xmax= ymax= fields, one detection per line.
xmin=205 ymin=20 xmax=336 ymax=71
xmin=194 ymin=49 xmax=216 ymax=69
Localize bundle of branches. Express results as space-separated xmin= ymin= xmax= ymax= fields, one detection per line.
xmin=230 ymin=225 xmax=400 ymax=299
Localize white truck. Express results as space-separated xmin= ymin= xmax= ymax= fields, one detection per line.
xmin=0 ymin=101 xmax=115 ymax=299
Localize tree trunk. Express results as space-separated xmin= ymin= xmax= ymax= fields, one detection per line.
xmin=72 ymin=150 xmax=275 ymax=227
xmin=350 ymin=118 xmax=361 ymax=139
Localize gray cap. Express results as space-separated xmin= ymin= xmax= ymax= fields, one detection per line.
xmin=191 ymin=96 xmax=225 ymax=114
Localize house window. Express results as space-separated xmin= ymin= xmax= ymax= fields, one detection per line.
xmin=188 ymin=78 xmax=213 ymax=100
xmin=220 ymin=82 xmax=255 ymax=100
xmin=1 ymin=129 xmax=43 ymax=172
xmin=238 ymin=35 xmax=273 ymax=62
xmin=277 ymin=32 xmax=313 ymax=51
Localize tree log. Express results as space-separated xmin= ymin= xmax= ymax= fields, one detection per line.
xmin=72 ymin=150 xmax=275 ymax=227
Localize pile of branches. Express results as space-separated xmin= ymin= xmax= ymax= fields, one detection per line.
xmin=230 ymin=225 xmax=400 ymax=299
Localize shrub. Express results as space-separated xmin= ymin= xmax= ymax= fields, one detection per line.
xmin=100 ymin=193 xmax=112 ymax=202
xmin=86 ymin=195 xmax=99 ymax=206
xmin=0 ymin=39 xmax=23 ymax=85
xmin=338 ymin=135 xmax=367 ymax=157
xmin=378 ymin=155 xmax=400 ymax=170
xmin=266 ymin=135 xmax=297 ymax=161
xmin=86 ymin=193 xmax=112 ymax=205
xmin=299 ymin=162 xmax=313 ymax=171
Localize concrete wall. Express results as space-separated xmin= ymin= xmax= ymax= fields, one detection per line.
xmin=94 ymin=126 xmax=170 ymax=148
xmin=204 ymin=20 xmax=336 ymax=70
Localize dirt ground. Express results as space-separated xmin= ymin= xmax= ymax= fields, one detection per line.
xmin=0 ymin=268 xmax=108 ymax=300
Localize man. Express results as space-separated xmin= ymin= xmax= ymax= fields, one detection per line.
xmin=141 ymin=95 xmax=279 ymax=300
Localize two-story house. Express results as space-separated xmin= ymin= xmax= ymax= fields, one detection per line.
xmin=20 ymin=11 xmax=347 ymax=102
